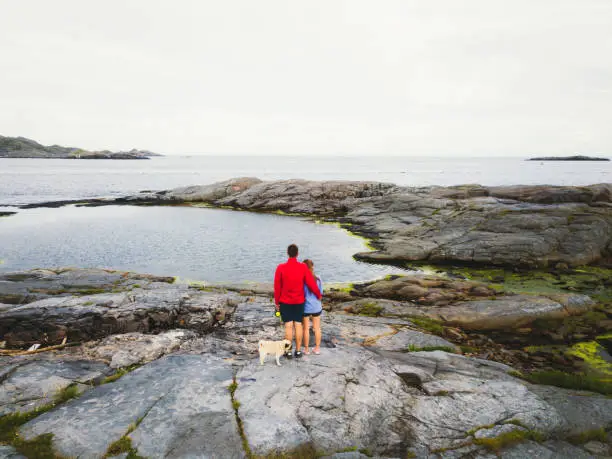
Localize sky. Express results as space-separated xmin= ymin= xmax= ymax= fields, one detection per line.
xmin=1 ymin=1 xmax=611 ymax=156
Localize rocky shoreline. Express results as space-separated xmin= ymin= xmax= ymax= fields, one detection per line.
xmin=1 ymin=178 xmax=612 ymax=458
xmin=13 ymin=177 xmax=612 ymax=268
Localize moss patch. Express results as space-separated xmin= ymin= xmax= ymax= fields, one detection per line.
xmin=0 ymin=407 xmax=54 ymax=443
xmin=358 ymin=302 xmax=384 ymax=317
xmin=410 ymin=317 xmax=445 ymax=336
xmin=567 ymin=427 xmax=607 ymax=445
xmin=449 ymin=265 xmax=612 ymax=302
xmin=407 ymin=345 xmax=456 ymax=353
xmin=104 ymin=420 xmax=144 ymax=458
xmin=101 ymin=364 xmax=140 ymax=384
xmin=13 ymin=433 xmax=64 ymax=459
xmin=229 ymin=377 xmax=252 ymax=458
xmin=567 ymin=341 xmax=612 ymax=376
xmin=53 ymin=384 xmax=81 ymax=404
xmin=253 ymin=443 xmax=320 ymax=459
xmin=473 ymin=429 xmax=544 ymax=452
xmin=0 ymin=382 xmax=86 ymax=445
xmin=0 ymin=385 xmax=86 ymax=458
xmin=511 ymin=369 xmax=612 ymax=395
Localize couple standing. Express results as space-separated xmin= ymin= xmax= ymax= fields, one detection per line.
xmin=273 ymin=244 xmax=323 ymax=358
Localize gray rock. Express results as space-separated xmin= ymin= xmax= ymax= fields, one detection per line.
xmin=370 ymin=329 xmax=457 ymax=352
xmin=0 ymin=285 xmax=236 ymax=346
xmin=528 ymin=385 xmax=612 ymax=435
xmin=472 ymin=423 xmax=527 ymax=439
xmin=0 ymin=267 xmax=174 ymax=305
xmin=235 ymin=347 xmax=412 ymax=457
xmin=499 ymin=440 xmax=596 ymax=459
xmin=19 ymin=355 xmax=243 ymax=459
xmin=582 ymin=441 xmax=610 ymax=456
xmin=0 ymin=358 xmax=109 ymax=415
xmin=0 ymin=446 xmax=26 ymax=459
xmin=231 ymin=343 xmax=610 ymax=457
xmin=335 ymin=287 xmax=596 ymax=331
xmin=432 ymin=294 xmax=594 ymax=330
xmin=81 ymin=330 xmax=198 ymax=368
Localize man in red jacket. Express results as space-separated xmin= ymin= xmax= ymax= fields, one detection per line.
xmin=274 ymin=244 xmax=322 ymax=358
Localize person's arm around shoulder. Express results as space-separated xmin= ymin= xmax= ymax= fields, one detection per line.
xmin=304 ymin=265 xmax=321 ymax=299
xmin=273 ymin=265 xmax=282 ymax=309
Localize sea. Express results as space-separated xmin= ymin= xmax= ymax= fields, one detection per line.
xmin=1 ymin=156 xmax=610 ymax=282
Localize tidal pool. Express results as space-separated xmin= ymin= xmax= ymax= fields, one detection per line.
xmin=0 ymin=205 xmax=407 ymax=283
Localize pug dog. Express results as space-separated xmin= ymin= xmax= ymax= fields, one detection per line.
xmin=258 ymin=339 xmax=292 ymax=366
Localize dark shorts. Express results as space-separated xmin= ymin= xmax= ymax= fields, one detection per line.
xmin=279 ymin=303 xmax=304 ymax=323
xmin=303 ymin=310 xmax=322 ymax=318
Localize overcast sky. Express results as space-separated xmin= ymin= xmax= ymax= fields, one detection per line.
xmin=1 ymin=1 xmax=611 ymax=156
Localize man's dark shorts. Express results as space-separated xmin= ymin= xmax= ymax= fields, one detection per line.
xmin=279 ymin=302 xmax=304 ymax=323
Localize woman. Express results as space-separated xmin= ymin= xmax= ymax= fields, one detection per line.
xmin=302 ymin=259 xmax=323 ymax=355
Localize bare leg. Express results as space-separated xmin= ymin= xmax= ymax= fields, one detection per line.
xmin=313 ymin=315 xmax=322 ymax=352
xmin=302 ymin=316 xmax=311 ymax=351
xmin=284 ymin=322 xmax=293 ymax=350
xmin=260 ymin=352 xmax=265 ymax=365
xmin=294 ymin=322 xmax=303 ymax=353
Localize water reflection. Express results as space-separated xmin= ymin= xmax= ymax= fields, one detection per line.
xmin=0 ymin=205 xmax=407 ymax=283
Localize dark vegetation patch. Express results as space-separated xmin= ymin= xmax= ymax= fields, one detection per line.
xmin=407 ymin=345 xmax=456 ymax=353
xmin=473 ymin=429 xmax=545 ymax=452
xmin=509 ymin=370 xmax=612 ymax=396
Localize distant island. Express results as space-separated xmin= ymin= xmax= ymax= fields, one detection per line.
xmin=528 ymin=155 xmax=610 ymax=161
xmin=0 ymin=135 xmax=162 ymax=159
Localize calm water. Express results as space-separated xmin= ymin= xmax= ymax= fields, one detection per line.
xmin=0 ymin=156 xmax=609 ymax=282
xmin=0 ymin=206 xmax=407 ymax=282
xmin=1 ymin=156 xmax=610 ymax=206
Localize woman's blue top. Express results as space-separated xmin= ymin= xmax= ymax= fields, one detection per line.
xmin=304 ymin=276 xmax=323 ymax=314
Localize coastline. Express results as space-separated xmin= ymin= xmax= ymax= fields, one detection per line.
xmin=1 ymin=177 xmax=612 ymax=458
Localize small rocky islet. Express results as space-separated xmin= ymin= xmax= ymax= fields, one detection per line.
xmin=0 ymin=135 xmax=160 ymax=160
xmin=527 ymin=156 xmax=610 ymax=161
xmin=1 ymin=178 xmax=612 ymax=458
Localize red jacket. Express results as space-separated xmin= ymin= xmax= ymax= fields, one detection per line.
xmin=274 ymin=258 xmax=322 ymax=305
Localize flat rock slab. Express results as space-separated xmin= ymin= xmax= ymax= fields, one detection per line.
xmin=498 ymin=440 xmax=596 ymax=459
xmin=19 ymin=354 xmax=243 ymax=459
xmin=236 ymin=347 xmax=606 ymax=457
xmin=426 ymin=294 xmax=594 ymax=330
xmin=235 ymin=346 xmax=612 ymax=457
xmin=0 ymin=287 xmax=236 ymax=346
xmin=236 ymin=346 xmax=413 ymax=457
xmin=0 ymin=358 xmax=109 ymax=415
xmin=0 ymin=267 xmax=174 ymax=305
xmin=81 ymin=329 xmax=198 ymax=368
xmin=528 ymin=385 xmax=612 ymax=435
xmin=369 ymin=328 xmax=457 ymax=352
